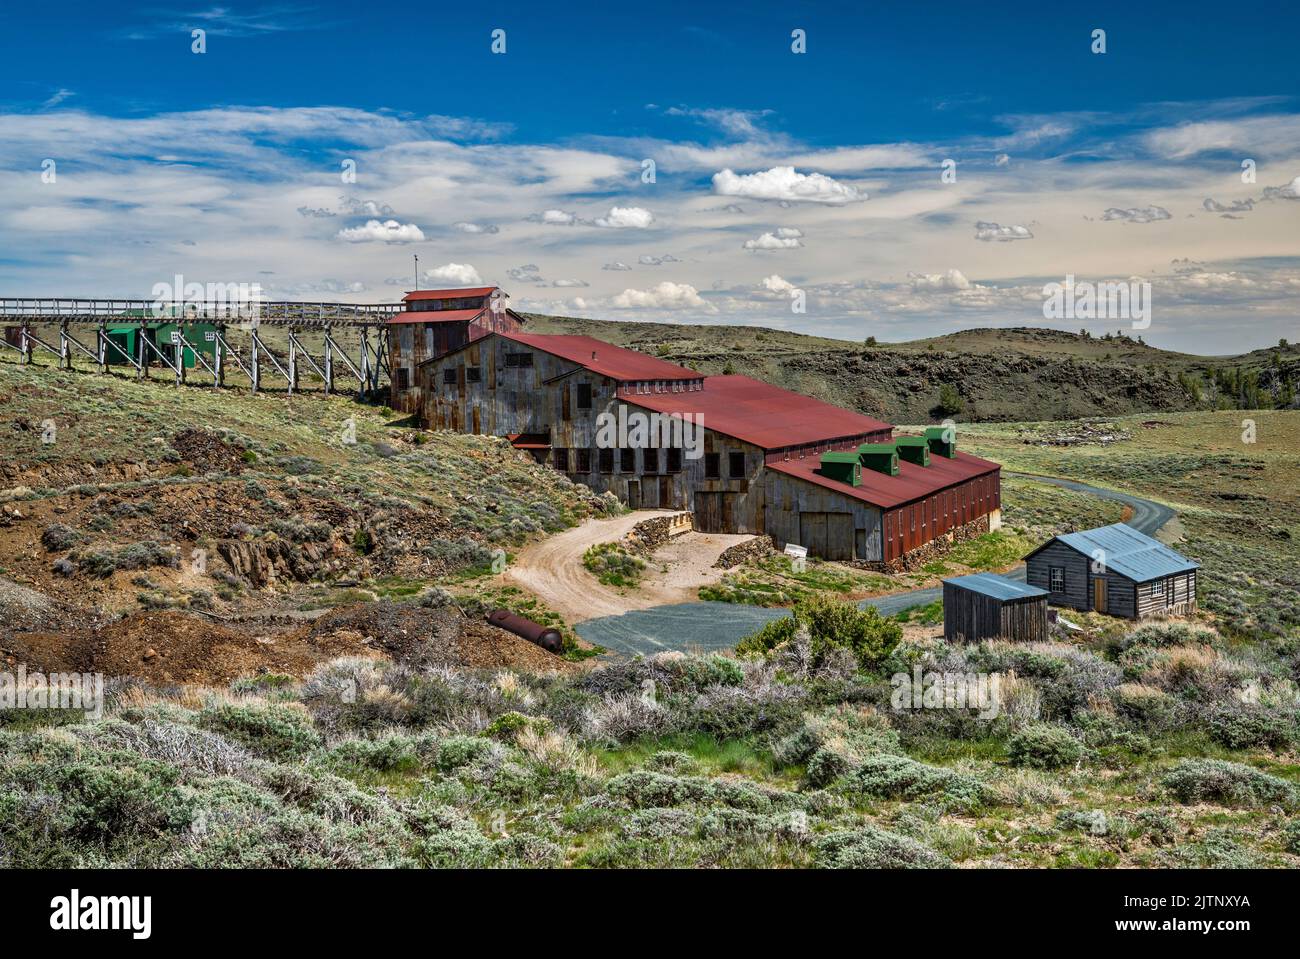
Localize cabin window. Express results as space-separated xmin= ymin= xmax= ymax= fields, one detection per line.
xmin=1049 ymin=567 xmax=1065 ymax=593
xmin=728 ymin=452 xmax=746 ymax=477
xmin=575 ymin=449 xmax=591 ymax=473
xmin=598 ymin=448 xmax=614 ymax=473
xmin=645 ymin=449 xmax=661 ymax=474
xmin=505 ymin=352 xmax=533 ymax=368
xmin=395 ymin=368 xmax=410 ymax=390
xmin=576 ymin=383 xmax=592 ymax=410
xmin=620 ymin=448 xmax=636 ymax=473
xmin=666 ymin=448 xmax=682 ymax=473
xmin=466 ymin=367 xmax=481 ymax=383
xmin=704 ymin=452 xmax=720 ymax=479
xmin=553 ymin=449 xmax=569 ymax=472
xmin=443 ymin=368 xmax=458 ymax=385
xmin=1151 ymin=578 xmax=1165 ymax=597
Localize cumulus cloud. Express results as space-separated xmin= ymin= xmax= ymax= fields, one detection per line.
xmin=909 ymin=269 xmax=972 ymax=292
xmin=594 ymin=206 xmax=654 ymax=229
xmin=452 ymin=221 xmax=499 ymax=234
xmin=974 ymin=221 xmax=1033 ymax=241
xmin=602 ymin=261 xmax=633 ymax=271
xmin=761 ymin=274 xmax=799 ymax=295
xmin=712 ymin=166 xmax=865 ymax=204
xmin=423 ymin=263 xmax=483 ymax=286
xmin=611 ymin=281 xmax=715 ymax=311
xmin=1101 ymin=206 xmax=1172 ymax=224
xmin=744 ymin=227 xmax=805 ymax=251
xmin=530 ymin=209 xmax=580 ymax=226
xmin=1262 ymin=175 xmax=1300 ymax=200
xmin=335 ymin=219 xmax=425 ymax=243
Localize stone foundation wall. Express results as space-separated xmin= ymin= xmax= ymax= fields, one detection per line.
xmin=713 ymin=535 xmax=776 ymax=569
xmin=849 ymin=514 xmax=992 ymax=574
xmin=623 ymin=511 xmax=693 ymax=556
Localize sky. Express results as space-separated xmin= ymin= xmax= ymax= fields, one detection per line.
xmin=0 ymin=1 xmax=1297 ymax=354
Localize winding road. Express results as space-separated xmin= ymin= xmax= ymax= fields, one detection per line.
xmin=573 ymin=473 xmax=1178 ymax=658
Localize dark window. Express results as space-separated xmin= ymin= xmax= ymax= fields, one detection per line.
xmin=667 ymin=448 xmax=682 ymax=473
xmin=620 ymin=448 xmax=636 ymax=472
xmin=728 ymin=452 xmax=746 ymax=477
xmin=598 ymin=448 xmax=613 ymax=473
xmin=395 ymin=368 xmax=410 ymax=390
xmin=553 ymin=449 xmax=569 ymax=472
xmin=704 ymin=452 xmax=720 ymax=478
xmin=443 ymin=368 xmax=458 ymax=385
xmin=505 ymin=352 xmax=533 ymax=368
xmin=575 ymin=448 xmax=591 ymax=473
xmin=646 ymin=448 xmax=661 ymax=474
xmin=576 ymin=383 xmax=592 ymax=410
xmin=1049 ymin=567 xmax=1065 ymax=593
xmin=466 ymin=367 xmax=481 ymax=383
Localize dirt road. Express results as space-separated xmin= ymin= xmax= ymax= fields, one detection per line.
xmin=502 ymin=510 xmax=754 ymax=623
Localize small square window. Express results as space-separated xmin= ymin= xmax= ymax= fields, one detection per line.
xmin=704 ymin=452 xmax=720 ymax=479
xmin=553 ymin=449 xmax=569 ymax=472
xmin=466 ymin=367 xmax=481 ymax=383
xmin=443 ymin=368 xmax=457 ymax=385
xmin=667 ymin=448 xmax=682 ymax=473
xmin=645 ymin=449 xmax=661 ymax=475
xmin=576 ymin=383 xmax=592 ymax=410
xmin=620 ymin=448 xmax=636 ymax=472
xmin=728 ymin=452 xmax=746 ymax=477
xmin=598 ymin=448 xmax=613 ymax=473
xmin=1049 ymin=567 xmax=1065 ymax=593
xmin=575 ymin=448 xmax=591 ymax=473
xmin=395 ymin=368 xmax=410 ymax=390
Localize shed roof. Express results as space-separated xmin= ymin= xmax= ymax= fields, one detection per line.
xmin=767 ymin=446 xmax=999 ymax=509
xmin=1027 ymin=523 xmax=1199 ymax=583
xmin=945 ymin=573 xmax=1048 ymax=602
xmin=629 ymin=374 xmax=892 ymax=450
xmin=403 ymin=287 xmax=499 ymax=301
xmin=387 ymin=308 xmax=487 ymax=326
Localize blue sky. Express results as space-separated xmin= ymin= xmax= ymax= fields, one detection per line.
xmin=1 ymin=1 xmax=1297 ymax=352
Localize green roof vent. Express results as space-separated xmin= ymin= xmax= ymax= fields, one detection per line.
xmin=924 ymin=426 xmax=957 ymax=458
xmin=857 ymin=443 xmax=899 ymax=476
xmin=894 ymin=436 xmax=931 ymax=467
xmin=818 ymin=451 xmax=862 ymax=487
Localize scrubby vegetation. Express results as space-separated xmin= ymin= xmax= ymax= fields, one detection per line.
xmin=582 ymin=542 xmax=646 ymax=588
xmin=6 ymin=604 xmax=1294 ymax=869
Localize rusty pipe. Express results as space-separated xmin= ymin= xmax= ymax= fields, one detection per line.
xmin=486 ymin=608 xmax=564 ymax=654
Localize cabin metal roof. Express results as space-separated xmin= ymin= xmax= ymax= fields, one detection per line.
xmin=944 ymin=573 xmax=1048 ymax=602
xmin=402 ymin=287 xmax=499 ymax=301
xmin=1028 ymin=523 xmax=1199 ymax=582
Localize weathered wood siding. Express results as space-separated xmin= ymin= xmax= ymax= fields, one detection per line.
xmin=387 ymin=303 xmax=521 ymax=411
xmin=419 ymin=340 xmax=766 ymax=529
xmin=762 ymin=471 xmax=882 ymax=561
xmin=882 ymin=470 xmax=1001 ymax=562
xmin=1028 ymin=540 xmax=1196 ymax=619
xmin=943 ymin=584 xmax=1048 ymax=643
xmin=1026 ymin=540 xmax=1091 ymax=611
xmin=1136 ymin=570 xmax=1197 ymax=617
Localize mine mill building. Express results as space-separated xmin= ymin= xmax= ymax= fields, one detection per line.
xmin=387 ymin=286 xmax=1002 ymax=566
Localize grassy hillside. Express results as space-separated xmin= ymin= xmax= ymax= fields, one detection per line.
xmin=523 ymin=314 xmax=1300 ymax=423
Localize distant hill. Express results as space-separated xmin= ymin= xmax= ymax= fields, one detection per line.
xmin=521 ymin=314 xmax=1300 ymax=423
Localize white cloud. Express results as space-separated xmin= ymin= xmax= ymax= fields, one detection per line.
xmin=452 ymin=221 xmax=499 ymax=234
xmin=744 ymin=227 xmax=805 ymax=250
xmin=1101 ymin=206 xmax=1172 ymax=223
xmin=336 ymin=219 xmax=425 ymax=243
xmin=909 ymin=269 xmax=972 ymax=292
xmin=602 ymin=261 xmax=633 ymax=271
xmin=532 ymin=209 xmax=579 ymax=225
xmin=761 ymin=274 xmax=798 ymax=294
xmin=638 ymin=254 xmax=681 ymax=266
xmin=551 ymin=278 xmax=589 ymax=288
xmin=611 ymin=281 xmax=715 ymax=311
xmin=423 ymin=263 xmax=483 ymax=285
xmin=712 ymin=166 xmax=865 ymax=204
xmin=1202 ymin=198 xmax=1254 ymax=215
xmin=594 ymin=205 xmax=654 ymax=229
xmin=974 ymin=221 xmax=1033 ymax=241
xmin=1262 ymin=175 xmax=1300 ymax=200
xmin=994 ymin=153 xmax=1010 ymax=167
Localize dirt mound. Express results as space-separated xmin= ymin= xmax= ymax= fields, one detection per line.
xmin=3 ymin=600 xmax=576 ymax=686
xmin=171 ymin=428 xmax=247 ymax=475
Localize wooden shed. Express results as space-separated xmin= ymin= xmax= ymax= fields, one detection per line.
xmin=943 ymin=573 xmax=1049 ymax=643
xmin=1023 ymin=523 xmax=1198 ymax=620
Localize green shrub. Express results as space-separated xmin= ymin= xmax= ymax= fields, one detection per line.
xmin=1163 ymin=759 xmax=1296 ymax=808
xmin=1206 ymin=704 xmax=1296 ymax=751
xmin=813 ymin=827 xmax=951 ymax=869
xmin=1007 ymin=724 xmax=1085 ymax=770
xmin=842 ymin=753 xmax=989 ymax=807
xmin=736 ymin=595 xmax=902 ymax=670
xmin=41 ymin=523 xmax=80 ymax=551
xmin=199 ymin=703 xmax=323 ymax=759
xmin=582 ymin=542 xmax=646 ymax=588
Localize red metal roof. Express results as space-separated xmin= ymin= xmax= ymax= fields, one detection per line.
xmin=403 ymin=287 xmax=499 ymax=301
xmin=627 ymin=375 xmax=892 ymax=451
xmin=387 ymin=308 xmax=486 ymax=326
xmin=500 ymin=332 xmax=702 ymax=382
xmin=767 ymin=447 xmax=1000 ymax=509
xmin=507 ymin=432 xmax=551 ymax=449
